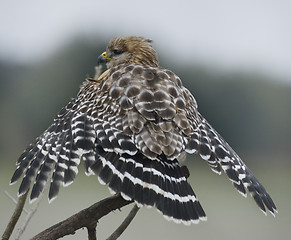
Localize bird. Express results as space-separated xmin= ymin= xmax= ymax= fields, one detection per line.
xmin=10 ymin=36 xmax=277 ymax=225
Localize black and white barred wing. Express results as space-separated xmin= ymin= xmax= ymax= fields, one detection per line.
xmin=10 ymin=97 xmax=96 ymax=202
xmin=185 ymin=110 xmax=277 ymax=216
xmin=10 ymin=76 xmax=206 ymax=224
xmin=89 ymin=147 xmax=206 ymax=224
xmin=83 ymin=73 xmax=207 ymax=224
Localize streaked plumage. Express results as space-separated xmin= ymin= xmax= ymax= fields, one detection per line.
xmin=11 ymin=36 xmax=277 ymax=224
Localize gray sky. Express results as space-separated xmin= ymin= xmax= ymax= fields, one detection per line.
xmin=1 ymin=0 xmax=291 ymax=82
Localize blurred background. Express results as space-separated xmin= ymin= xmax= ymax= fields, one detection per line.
xmin=0 ymin=0 xmax=290 ymax=239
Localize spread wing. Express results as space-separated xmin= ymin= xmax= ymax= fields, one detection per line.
xmin=183 ymin=89 xmax=277 ymax=215
xmin=10 ymin=66 xmax=207 ymax=224
xmin=11 ymin=63 xmax=276 ymax=224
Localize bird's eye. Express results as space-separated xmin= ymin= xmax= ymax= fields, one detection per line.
xmin=113 ymin=49 xmax=123 ymax=55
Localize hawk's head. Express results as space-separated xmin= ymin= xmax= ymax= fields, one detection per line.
xmin=98 ymin=36 xmax=159 ymax=68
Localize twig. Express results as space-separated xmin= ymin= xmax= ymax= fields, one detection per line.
xmin=30 ymin=194 xmax=132 ymax=240
xmin=87 ymin=222 xmax=97 ymax=240
xmin=4 ymin=190 xmax=29 ymax=214
xmin=106 ymin=204 xmax=140 ymax=240
xmin=2 ymin=190 xmax=29 ymax=240
xmin=15 ymin=180 xmax=49 ymax=240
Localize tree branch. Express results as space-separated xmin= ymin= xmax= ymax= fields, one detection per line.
xmin=106 ymin=204 xmax=140 ymax=240
xmin=15 ymin=181 xmax=48 ymax=240
xmin=30 ymin=194 xmax=132 ymax=240
xmin=2 ymin=190 xmax=29 ymax=240
xmin=4 ymin=190 xmax=29 ymax=214
xmin=87 ymin=221 xmax=97 ymax=240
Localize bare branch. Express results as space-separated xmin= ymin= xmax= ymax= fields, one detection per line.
xmin=15 ymin=180 xmax=49 ymax=240
xmin=4 ymin=190 xmax=29 ymax=214
xmin=30 ymin=194 xmax=132 ymax=240
xmin=2 ymin=190 xmax=29 ymax=240
xmin=106 ymin=204 xmax=140 ymax=240
xmin=87 ymin=221 xmax=97 ymax=240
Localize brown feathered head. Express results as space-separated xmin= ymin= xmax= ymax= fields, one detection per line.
xmin=98 ymin=36 xmax=159 ymax=68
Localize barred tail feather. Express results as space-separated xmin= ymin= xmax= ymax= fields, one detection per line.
xmin=90 ymin=146 xmax=206 ymax=224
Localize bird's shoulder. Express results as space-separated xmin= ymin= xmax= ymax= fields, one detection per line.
xmin=81 ymin=64 xmax=197 ymax=109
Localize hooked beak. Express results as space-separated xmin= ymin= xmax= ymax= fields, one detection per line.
xmin=97 ymin=51 xmax=115 ymax=65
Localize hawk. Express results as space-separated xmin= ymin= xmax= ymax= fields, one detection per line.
xmin=10 ymin=36 xmax=277 ymax=224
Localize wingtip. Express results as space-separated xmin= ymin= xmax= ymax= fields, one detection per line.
xmin=97 ymin=176 xmax=106 ymax=185
xmin=268 ymin=207 xmax=278 ymax=217
xmin=17 ymin=191 xmax=25 ymax=198
xmin=17 ymin=188 xmax=29 ymax=198
xmin=29 ymin=196 xmax=37 ymax=204
xmin=63 ymin=180 xmax=74 ymax=187
xmin=260 ymin=208 xmax=268 ymax=216
xmin=269 ymin=210 xmax=276 ymax=217
xmin=237 ymin=189 xmax=248 ymax=198
xmin=9 ymin=180 xmax=17 ymax=186
xmin=48 ymin=195 xmax=57 ymax=204
xmin=273 ymin=207 xmax=278 ymax=214
xmin=200 ymin=215 xmax=207 ymax=222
